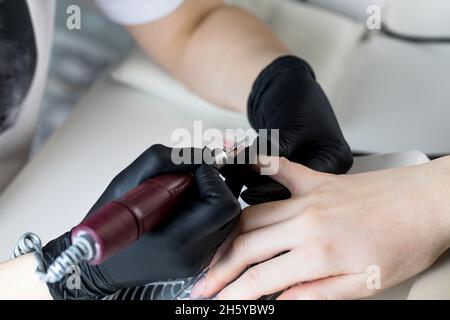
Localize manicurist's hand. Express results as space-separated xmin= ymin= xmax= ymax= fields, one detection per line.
xmin=42 ymin=145 xmax=241 ymax=300
xmin=191 ymin=156 xmax=450 ymax=300
xmin=248 ymin=57 xmax=353 ymax=175
xmin=226 ymin=56 xmax=354 ymax=205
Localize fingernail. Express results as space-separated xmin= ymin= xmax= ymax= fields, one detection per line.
xmin=190 ymin=278 xmax=206 ymax=300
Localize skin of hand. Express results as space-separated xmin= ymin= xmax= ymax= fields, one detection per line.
xmin=0 ymin=254 xmax=52 ymax=300
xmin=126 ymin=0 xmax=289 ymax=113
xmin=191 ymin=156 xmax=450 ymax=300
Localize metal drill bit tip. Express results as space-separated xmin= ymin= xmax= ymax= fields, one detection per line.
xmin=209 ymin=138 xmax=249 ymax=169
xmin=211 ymin=138 xmax=249 ymax=169
xmin=225 ymin=138 xmax=249 ymax=158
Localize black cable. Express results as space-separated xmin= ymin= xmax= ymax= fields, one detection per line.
xmin=381 ymin=23 xmax=450 ymax=44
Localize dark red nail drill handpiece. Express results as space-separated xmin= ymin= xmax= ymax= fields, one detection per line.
xmin=73 ymin=173 xmax=194 ymax=264
xmin=44 ymin=140 xmax=248 ymax=284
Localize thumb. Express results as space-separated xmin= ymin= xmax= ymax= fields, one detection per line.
xmin=257 ymin=156 xmax=330 ymax=196
xmin=277 ymin=273 xmax=371 ymax=300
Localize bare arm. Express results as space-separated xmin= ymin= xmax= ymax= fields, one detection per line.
xmin=126 ymin=0 xmax=289 ymax=113
xmin=0 ymin=255 xmax=52 ymax=300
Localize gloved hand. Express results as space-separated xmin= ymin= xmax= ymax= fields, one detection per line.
xmin=42 ymin=145 xmax=241 ymax=300
xmin=225 ymin=55 xmax=353 ymax=204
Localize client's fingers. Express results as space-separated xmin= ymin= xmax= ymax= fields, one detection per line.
xmin=256 ymin=156 xmax=331 ymax=196
xmin=202 ymin=221 xmax=296 ymax=298
xmin=239 ymin=198 xmax=305 ymax=233
xmin=208 ymin=225 xmax=240 ymax=267
xmin=209 ymin=198 xmax=308 ymax=267
xmin=209 ymin=197 xmax=309 ymax=270
xmin=215 ymin=248 xmax=340 ymax=300
xmin=277 ymin=273 xmax=371 ymax=300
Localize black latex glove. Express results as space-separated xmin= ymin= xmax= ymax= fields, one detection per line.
xmin=225 ymin=55 xmax=353 ymax=204
xmin=42 ymin=145 xmax=241 ymax=300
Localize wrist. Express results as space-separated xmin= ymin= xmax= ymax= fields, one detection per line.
xmin=0 ymin=254 xmax=52 ymax=300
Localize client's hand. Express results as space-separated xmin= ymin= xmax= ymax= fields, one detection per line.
xmin=42 ymin=145 xmax=241 ymax=300
xmin=192 ymin=156 xmax=450 ymax=300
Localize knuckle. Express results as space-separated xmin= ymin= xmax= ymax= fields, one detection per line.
xmin=277 ymin=157 xmax=297 ymax=178
xmin=231 ymin=235 xmax=248 ymax=258
xmin=317 ymin=242 xmax=335 ymax=261
xmin=244 ymin=267 xmax=264 ymax=292
xmin=306 ymin=239 xmax=335 ymax=263
xmin=280 ymin=157 xmax=297 ymax=173
xmin=279 ymin=157 xmax=291 ymax=168
xmin=206 ymin=268 xmax=225 ymax=289
xmin=300 ymin=207 xmax=326 ymax=229
xmin=304 ymin=205 xmax=322 ymax=218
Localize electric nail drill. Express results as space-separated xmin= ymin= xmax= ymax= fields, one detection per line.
xmin=44 ymin=140 xmax=248 ymax=283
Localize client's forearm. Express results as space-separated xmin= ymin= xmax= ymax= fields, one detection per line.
xmin=127 ymin=0 xmax=289 ymax=113
xmin=171 ymin=4 xmax=289 ymax=112
xmin=0 ymin=254 xmax=52 ymax=300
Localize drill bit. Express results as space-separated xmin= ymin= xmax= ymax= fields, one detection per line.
xmin=212 ymin=138 xmax=249 ymax=169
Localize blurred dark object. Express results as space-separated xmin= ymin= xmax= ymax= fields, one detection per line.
xmin=0 ymin=0 xmax=36 ymax=134
xmin=32 ymin=0 xmax=132 ymax=154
